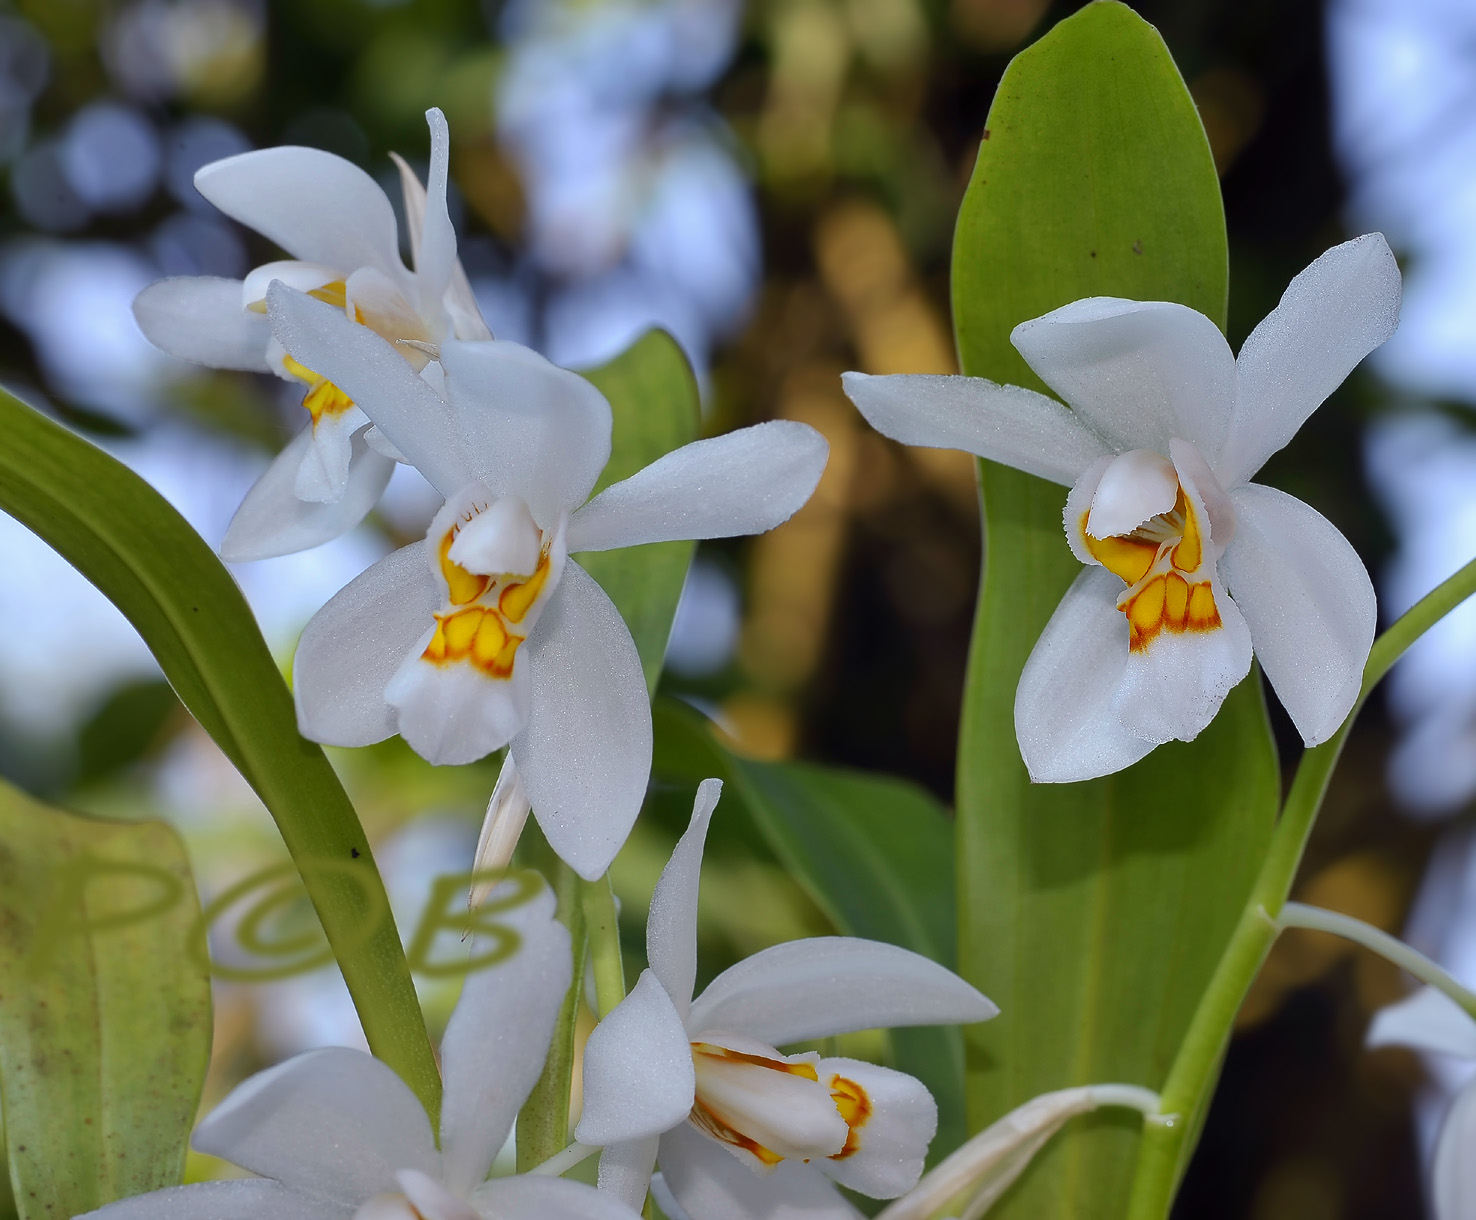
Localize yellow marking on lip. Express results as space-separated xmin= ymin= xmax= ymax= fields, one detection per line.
xmin=1085 ymin=487 xmax=1223 ymax=653
xmin=281 ymin=353 xmax=356 ymax=428
xmin=828 ymin=1074 xmax=873 ymax=1161
xmin=421 ymin=605 xmax=524 ymax=678
xmin=499 ymin=554 xmax=551 ymax=624
xmin=437 ymin=528 xmax=491 ymax=606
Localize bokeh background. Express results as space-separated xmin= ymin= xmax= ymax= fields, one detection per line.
xmin=2 ymin=0 xmax=1475 ymax=1214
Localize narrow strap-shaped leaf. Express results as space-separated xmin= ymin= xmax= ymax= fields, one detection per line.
xmin=0 ymin=779 xmax=211 ymax=1214
xmin=0 ymin=386 xmax=440 ymax=1122
xmin=950 ymin=5 xmax=1277 ymax=1216
xmin=576 ymin=329 xmax=701 ymax=693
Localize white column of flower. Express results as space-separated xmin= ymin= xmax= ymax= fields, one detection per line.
xmin=74 ymin=879 xmax=644 ymax=1220
xmin=842 ymin=234 xmax=1401 ymax=782
xmin=132 ymin=107 xmax=491 ymax=562
xmin=572 ymin=779 xmax=999 ymax=1219
xmin=264 ymin=284 xmax=829 ymax=882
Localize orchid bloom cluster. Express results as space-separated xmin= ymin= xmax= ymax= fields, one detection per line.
xmin=77 ymin=880 xmax=643 ymax=1220
xmin=575 ymin=781 xmax=997 ymax=1220
xmin=104 ymin=96 xmax=1427 ymax=1220
xmin=136 ymin=108 xmax=490 ymax=562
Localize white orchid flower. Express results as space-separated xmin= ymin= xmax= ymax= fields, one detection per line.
xmin=844 ymin=234 xmax=1400 ymax=782
xmin=572 ymin=779 xmax=999 ymax=1220
xmin=133 ymin=107 xmax=491 ymax=562
xmin=266 ymin=285 xmax=829 ymax=881
xmin=1368 ymin=986 xmax=1476 ymax=1219
xmin=73 ymin=879 xmax=642 ymax=1220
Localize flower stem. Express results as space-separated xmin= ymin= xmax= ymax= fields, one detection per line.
xmin=1278 ymin=902 xmax=1476 ymax=1019
xmin=529 ymin=1140 xmax=601 ymax=1177
xmin=581 ymin=873 xmax=626 ymax=1019
xmin=516 ymin=834 xmax=588 ymax=1172
xmin=1124 ymin=552 xmax=1476 ymax=1220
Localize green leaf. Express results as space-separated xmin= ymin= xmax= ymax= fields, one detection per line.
xmin=0 ymin=386 xmax=441 ymax=1122
xmin=577 ymin=330 xmax=702 ymax=693
xmin=652 ymin=698 xmax=969 ymax=1160
xmin=0 ymin=778 xmax=210 ymax=1213
xmin=950 ymin=4 xmax=1278 ymax=1215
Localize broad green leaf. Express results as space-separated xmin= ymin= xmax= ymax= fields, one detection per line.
xmin=577 ymin=330 xmax=702 ymax=693
xmin=0 ymin=778 xmax=210 ymax=1214
xmin=950 ymin=4 xmax=1278 ymax=1216
xmin=652 ymin=698 xmax=969 ymax=1160
xmin=0 ymin=387 xmax=440 ymax=1121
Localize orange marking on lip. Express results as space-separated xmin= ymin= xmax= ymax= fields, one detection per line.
xmin=1086 ymin=484 xmax=1224 ymax=653
xmin=421 ymin=606 xmax=524 ymax=678
xmin=827 ymin=1074 xmax=873 ymax=1161
xmin=687 ymin=1042 xmax=823 ymax=1168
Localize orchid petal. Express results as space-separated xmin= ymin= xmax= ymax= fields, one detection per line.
xmin=1366 ymin=986 xmax=1476 ymax=1059
xmin=385 ymin=641 xmax=532 ymax=766
xmin=566 ymin=422 xmax=827 ymax=553
xmin=1062 ymin=457 xmax=1112 ymax=566
xmin=647 ymin=778 xmax=724 ymax=1020
xmin=1110 ymin=575 xmax=1252 ymax=746
xmin=687 ymin=937 xmax=996 ymax=1046
xmin=511 ymin=561 xmax=651 ymax=881
xmin=657 ymin=1121 xmax=863 ymax=1220
xmin=469 ymin=1176 xmax=646 ymax=1220
xmin=346 ymin=266 xmax=433 ymax=351
xmin=1011 ymin=298 xmax=1237 ymax=466
xmin=266 ymin=284 xmax=472 ymax=496
xmin=195 ymin=145 xmax=403 ymax=279
xmin=76 ymin=1181 xmax=344 ymax=1220
xmin=293 ymin=543 xmax=439 ymax=747
xmin=1219 ymin=233 xmax=1402 ymax=488
xmin=841 ymin=371 xmax=1111 ymax=486
xmin=132 ymin=277 xmax=270 ymax=372
xmin=575 ymin=969 xmax=697 ymax=1145
xmin=1013 ymin=568 xmax=1156 ymax=783
xmin=1434 ymin=1080 xmax=1476 ymax=1220
xmin=439 ymin=879 xmax=572 ymax=1195
xmin=597 ymin=1136 xmax=662 ymax=1213
xmin=221 ymin=425 xmax=393 ymax=561
xmin=241 ymin=260 xmax=341 ymax=307
xmin=437 ymin=340 xmax=613 ymax=529
xmin=191 ymin=1046 xmax=437 ymax=1201
xmin=415 ymin=108 xmax=458 ymax=318
xmin=292 ymin=409 xmax=363 ymax=504
xmin=398 ymin=1170 xmax=479 ymax=1220
xmin=813 ymin=1058 xmax=935 ymax=1199
xmin=390 ymin=146 xmax=489 ymax=341
xmin=1220 ymin=483 xmax=1375 ymax=746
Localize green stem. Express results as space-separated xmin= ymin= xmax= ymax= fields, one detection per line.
xmin=1278 ymin=902 xmax=1476 ymax=1020
xmin=581 ymin=874 xmax=627 ymax=1019
xmin=1124 ymin=553 xmax=1476 ymax=1220
xmin=516 ymin=846 xmax=587 ymax=1172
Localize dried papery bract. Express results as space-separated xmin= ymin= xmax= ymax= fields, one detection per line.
xmin=877 ymin=1085 xmax=1165 ymax=1220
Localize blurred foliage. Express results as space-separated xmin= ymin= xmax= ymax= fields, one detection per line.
xmin=0 ymin=0 xmax=1444 ymax=1213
